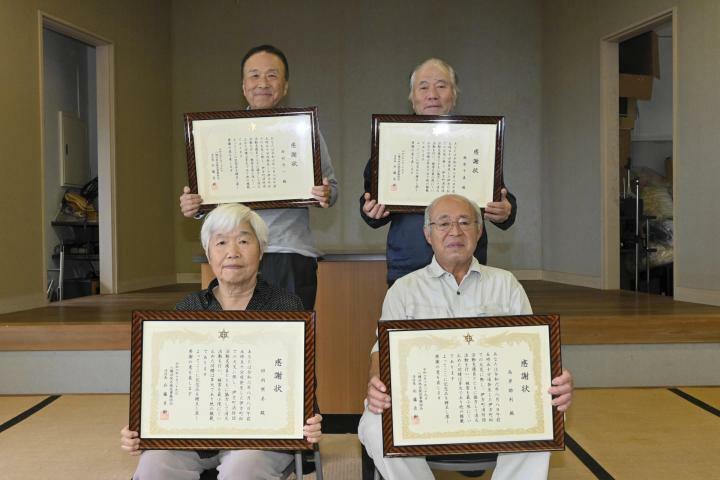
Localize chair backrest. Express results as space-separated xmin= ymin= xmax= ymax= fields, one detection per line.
xmin=426 ymin=453 xmax=498 ymax=472
xmin=372 ymin=453 xmax=498 ymax=479
xmin=199 ymin=450 xmax=322 ymax=480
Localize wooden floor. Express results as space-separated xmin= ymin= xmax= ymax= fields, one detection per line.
xmin=1 ymin=387 xmax=718 ymax=479
xmin=523 ymin=282 xmax=720 ymax=345
xmin=0 ymin=283 xmax=199 ymax=351
xmin=1 ymin=281 xmax=720 ymax=351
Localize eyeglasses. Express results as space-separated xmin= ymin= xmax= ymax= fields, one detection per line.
xmin=428 ymin=219 xmax=477 ymax=232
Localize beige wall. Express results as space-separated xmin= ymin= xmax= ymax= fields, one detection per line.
xmin=5 ymin=0 xmax=718 ymax=310
xmin=0 ymin=0 xmax=174 ymax=311
xmin=172 ymin=0 xmax=545 ymax=276
xmin=542 ymin=0 xmax=720 ymax=301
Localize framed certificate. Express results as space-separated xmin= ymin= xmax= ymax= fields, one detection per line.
xmin=129 ymin=310 xmax=315 ymax=450
xmin=370 ymin=114 xmax=505 ymax=213
xmin=184 ymin=107 xmax=322 ymax=212
xmin=378 ymin=315 xmax=564 ymax=457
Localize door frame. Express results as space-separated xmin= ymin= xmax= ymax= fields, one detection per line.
xmin=39 ymin=12 xmax=118 ymax=294
xmin=599 ymin=8 xmax=676 ymax=291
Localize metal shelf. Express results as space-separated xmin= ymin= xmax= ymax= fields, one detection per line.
xmin=49 ymin=220 xmax=99 ymax=301
xmin=52 ymin=253 xmax=98 ymax=261
xmin=51 ymin=220 xmax=98 ymax=228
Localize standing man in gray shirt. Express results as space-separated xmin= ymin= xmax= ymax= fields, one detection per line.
xmin=180 ymin=45 xmax=338 ymax=309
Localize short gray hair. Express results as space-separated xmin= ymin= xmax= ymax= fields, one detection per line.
xmin=424 ymin=194 xmax=482 ymax=227
xmin=408 ymin=58 xmax=460 ymax=102
xmin=201 ymin=203 xmax=269 ymax=257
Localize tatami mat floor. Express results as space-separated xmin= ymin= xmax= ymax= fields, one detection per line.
xmin=0 ymin=388 xmax=717 ymax=479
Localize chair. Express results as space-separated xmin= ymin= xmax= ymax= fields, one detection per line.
xmin=200 ymin=397 xmax=324 ymax=479
xmin=425 ymin=453 xmax=497 ymax=477
xmin=362 ymin=444 xmax=496 ymax=480
xmin=198 ymin=448 xmax=323 ymax=479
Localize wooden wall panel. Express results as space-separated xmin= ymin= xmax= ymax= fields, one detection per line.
xmin=315 ymin=261 xmax=387 ymax=414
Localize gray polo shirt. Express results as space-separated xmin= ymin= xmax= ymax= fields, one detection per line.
xmin=259 ymin=130 xmax=338 ymax=257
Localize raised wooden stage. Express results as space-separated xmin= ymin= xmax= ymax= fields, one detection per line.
xmin=3 ymin=280 xmax=719 ymax=351
xmin=2 ymin=261 xmax=720 ymax=412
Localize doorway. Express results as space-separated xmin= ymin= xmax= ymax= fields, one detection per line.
xmin=600 ymin=9 xmax=676 ymax=295
xmin=618 ymin=23 xmax=674 ymax=295
xmin=40 ymin=13 xmax=117 ymax=298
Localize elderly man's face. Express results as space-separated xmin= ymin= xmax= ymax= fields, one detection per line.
xmin=411 ymin=63 xmax=456 ymax=115
xmin=207 ymin=223 xmax=262 ymax=287
xmin=424 ymin=196 xmax=482 ymax=269
xmin=242 ymin=51 xmax=288 ymax=110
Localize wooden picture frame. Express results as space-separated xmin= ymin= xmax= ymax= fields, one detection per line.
xmin=370 ymin=114 xmax=505 ymax=213
xmin=184 ymin=107 xmax=322 ymax=212
xmin=378 ymin=314 xmax=564 ymax=457
xmin=129 ymin=310 xmax=316 ymax=450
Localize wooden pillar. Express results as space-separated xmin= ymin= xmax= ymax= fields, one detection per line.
xmin=315 ymin=259 xmax=387 ymax=413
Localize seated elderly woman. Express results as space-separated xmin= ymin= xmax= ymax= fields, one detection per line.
xmin=120 ymin=203 xmax=322 ymax=479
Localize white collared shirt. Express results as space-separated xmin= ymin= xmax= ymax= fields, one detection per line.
xmin=371 ymin=256 xmax=532 ymax=353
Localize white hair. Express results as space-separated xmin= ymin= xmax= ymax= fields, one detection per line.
xmin=200 ymin=204 xmax=269 ymax=257
xmin=424 ymin=194 xmax=483 ymax=227
xmin=408 ymin=57 xmax=460 ymax=102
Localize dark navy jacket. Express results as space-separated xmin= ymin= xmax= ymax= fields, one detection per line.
xmin=359 ymin=159 xmax=517 ymax=284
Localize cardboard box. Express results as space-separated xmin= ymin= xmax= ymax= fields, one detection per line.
xmin=620 ymin=31 xmax=660 ymax=79
xmin=620 ymin=73 xmax=653 ymax=100
xmin=619 ymin=97 xmax=637 ymax=130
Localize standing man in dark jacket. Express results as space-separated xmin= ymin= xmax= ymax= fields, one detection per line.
xmin=360 ymin=58 xmax=516 ymax=285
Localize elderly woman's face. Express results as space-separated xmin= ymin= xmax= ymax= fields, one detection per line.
xmin=207 ymin=223 xmax=262 ymax=287
xmin=411 ymin=63 xmax=456 ymax=115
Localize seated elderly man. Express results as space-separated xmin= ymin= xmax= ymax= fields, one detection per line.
xmin=120 ymin=204 xmax=322 ymax=479
xmin=358 ymin=193 xmax=573 ymax=480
